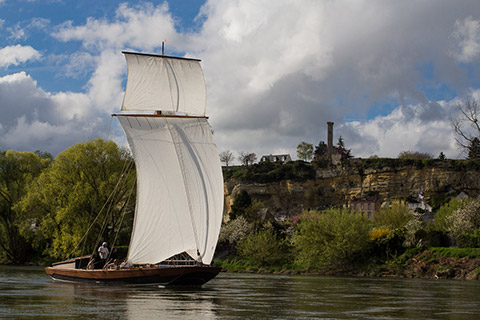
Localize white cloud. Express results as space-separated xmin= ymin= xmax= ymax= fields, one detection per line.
xmin=451 ymin=17 xmax=480 ymax=63
xmin=0 ymin=44 xmax=41 ymax=67
xmin=190 ymin=0 xmax=480 ymax=160
xmin=341 ymin=100 xmax=460 ymax=159
xmin=3 ymin=0 xmax=480 ymax=160
xmin=53 ymin=2 xmax=179 ymax=51
xmin=0 ymin=72 xmax=109 ymax=154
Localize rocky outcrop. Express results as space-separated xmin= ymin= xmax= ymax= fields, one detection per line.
xmin=224 ymin=164 xmax=480 ymax=217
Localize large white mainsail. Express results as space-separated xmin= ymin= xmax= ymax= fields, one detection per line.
xmin=117 ymin=52 xmax=224 ymax=265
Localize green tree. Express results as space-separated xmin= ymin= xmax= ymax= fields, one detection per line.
xmin=468 ymin=137 xmax=480 ymax=159
xmin=296 ymin=141 xmax=314 ymax=162
xmin=18 ymin=139 xmax=136 ymax=260
xmin=372 ymin=202 xmax=419 ymax=251
xmin=229 ymin=189 xmax=252 ymax=220
xmin=0 ymin=150 xmax=51 ymax=263
xmin=238 ymin=228 xmax=290 ymax=267
xmin=293 ymin=209 xmax=370 ymax=269
xmin=433 ymin=197 xmax=471 ymax=233
xmin=398 ymin=151 xmax=433 ymax=159
xmin=373 ymin=202 xmax=412 ymax=237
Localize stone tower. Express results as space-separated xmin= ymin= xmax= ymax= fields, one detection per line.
xmin=327 ymin=121 xmax=334 ymax=160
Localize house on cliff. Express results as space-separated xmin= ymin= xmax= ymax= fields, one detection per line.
xmin=349 ymin=197 xmax=378 ymax=219
xmin=260 ymin=154 xmax=292 ymax=163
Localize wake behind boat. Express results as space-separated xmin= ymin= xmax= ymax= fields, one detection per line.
xmin=45 ymin=48 xmax=225 ymax=286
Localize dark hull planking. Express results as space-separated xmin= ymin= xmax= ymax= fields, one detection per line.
xmin=45 ymin=266 xmax=221 ymax=286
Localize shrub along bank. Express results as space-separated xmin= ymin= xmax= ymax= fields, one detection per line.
xmin=215 ymin=195 xmax=480 ymax=280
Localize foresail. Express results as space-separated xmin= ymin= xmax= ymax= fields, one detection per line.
xmin=119 ymin=116 xmax=224 ymax=265
xmin=121 ymin=52 xmax=206 ymax=116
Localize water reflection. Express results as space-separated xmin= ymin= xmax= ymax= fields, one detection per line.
xmin=1 ymin=266 xmax=480 ymax=319
xmin=125 ymin=288 xmax=217 ymax=320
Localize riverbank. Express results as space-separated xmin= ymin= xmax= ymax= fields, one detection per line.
xmin=3 ymin=248 xmax=480 ymax=281
xmin=216 ymin=248 xmax=480 ymax=281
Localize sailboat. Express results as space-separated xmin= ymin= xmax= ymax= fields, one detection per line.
xmin=45 ymin=50 xmax=224 ymax=286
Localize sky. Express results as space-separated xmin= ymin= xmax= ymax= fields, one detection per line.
xmin=1 ymin=0 xmax=480 ymax=161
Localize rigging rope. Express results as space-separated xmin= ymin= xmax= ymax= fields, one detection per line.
xmin=67 ymin=157 xmax=134 ymax=259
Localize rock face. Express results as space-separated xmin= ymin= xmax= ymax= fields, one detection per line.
xmin=224 ymin=164 xmax=480 ymax=217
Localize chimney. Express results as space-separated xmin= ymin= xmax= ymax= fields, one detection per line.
xmin=327 ymin=122 xmax=334 ymax=160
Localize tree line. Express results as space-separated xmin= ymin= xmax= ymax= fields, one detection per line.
xmin=0 ymin=139 xmax=136 ymax=264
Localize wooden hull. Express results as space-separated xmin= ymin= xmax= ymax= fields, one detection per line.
xmin=45 ymin=265 xmax=221 ymax=286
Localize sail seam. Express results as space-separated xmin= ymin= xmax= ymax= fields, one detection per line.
xmin=165 ymin=59 xmax=180 ymax=113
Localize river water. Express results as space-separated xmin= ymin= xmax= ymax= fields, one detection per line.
xmin=1 ymin=266 xmax=479 ymax=319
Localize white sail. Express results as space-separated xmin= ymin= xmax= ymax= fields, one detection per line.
xmin=121 ymin=52 xmax=206 ymax=116
xmin=119 ymin=116 xmax=224 ymax=265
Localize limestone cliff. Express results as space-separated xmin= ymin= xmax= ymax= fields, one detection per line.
xmin=224 ymin=163 xmax=480 ymax=217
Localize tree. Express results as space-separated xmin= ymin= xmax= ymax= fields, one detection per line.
xmin=452 ymin=98 xmax=480 ymax=158
xmin=219 ymin=150 xmax=234 ymax=167
xmin=18 ymin=139 xmax=136 ymax=260
xmin=238 ymin=152 xmax=257 ymax=166
xmin=468 ymin=137 xmax=480 ymax=159
xmin=314 ymin=141 xmax=328 ymax=159
xmin=296 ymin=141 xmax=314 ymax=161
xmin=219 ymin=216 xmax=253 ymax=246
xmin=373 ymin=202 xmax=412 ymax=233
xmin=238 ymin=228 xmax=290 ymax=267
xmin=293 ymin=209 xmax=370 ymax=269
xmin=229 ymin=189 xmax=252 ymax=220
xmin=433 ymin=197 xmax=471 ymax=233
xmin=447 ymin=196 xmax=480 ymax=238
xmin=0 ymin=150 xmax=51 ymax=263
xmin=438 ymin=152 xmax=446 ymax=160
xmin=398 ymin=151 xmax=432 ymax=159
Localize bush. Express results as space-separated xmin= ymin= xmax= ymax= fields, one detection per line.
xmin=293 ymin=209 xmax=370 ymax=270
xmin=374 ymin=202 xmax=412 ymax=234
xmin=456 ymin=233 xmax=479 ymax=248
xmin=219 ymin=216 xmax=253 ymax=246
xmin=238 ymin=228 xmax=290 ymax=267
xmin=434 ymin=197 xmax=471 ymax=233
xmin=229 ymin=190 xmax=252 ymax=220
xmin=398 ymin=151 xmax=433 ymax=159
xmin=368 ymin=227 xmax=405 ymax=260
xmin=447 ymin=196 xmax=480 ymax=238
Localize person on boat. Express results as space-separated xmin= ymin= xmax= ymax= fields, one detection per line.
xmin=105 ymin=259 xmax=118 ymax=270
xmin=120 ymin=260 xmax=133 ymax=269
xmin=110 ymin=247 xmax=118 ymax=260
xmin=98 ymin=242 xmax=109 ymax=267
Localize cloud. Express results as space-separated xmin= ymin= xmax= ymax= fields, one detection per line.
xmin=0 ymin=71 xmax=111 ymax=154
xmin=451 ymin=17 xmax=480 ymax=63
xmin=0 ymin=44 xmax=41 ymax=67
xmin=53 ymin=2 xmax=179 ymax=51
xmin=187 ymin=0 xmax=480 ymax=160
xmin=3 ymin=0 xmax=480 ymax=161
xmin=341 ymin=100 xmax=461 ymax=159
